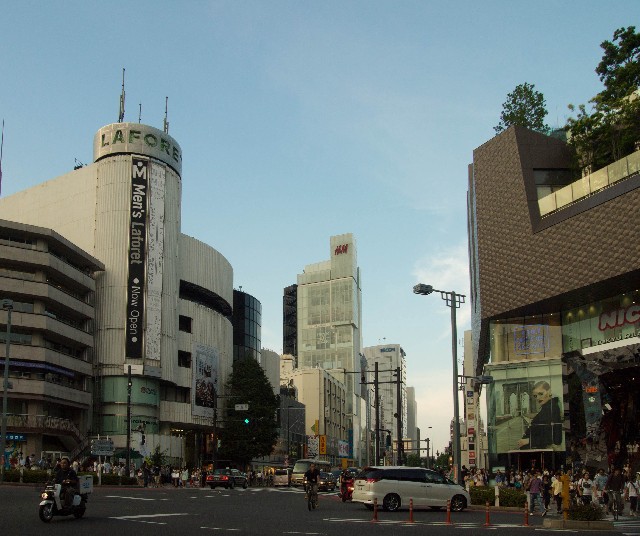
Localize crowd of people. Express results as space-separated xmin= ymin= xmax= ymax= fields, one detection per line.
xmin=461 ymin=464 xmax=640 ymax=517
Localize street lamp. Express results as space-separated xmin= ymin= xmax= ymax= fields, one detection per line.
xmin=0 ymin=299 xmax=14 ymax=484
xmin=413 ymin=284 xmax=465 ymax=485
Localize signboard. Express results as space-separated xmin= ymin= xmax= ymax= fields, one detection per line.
xmin=307 ymin=436 xmax=319 ymax=458
xmin=5 ymin=434 xmax=25 ymax=442
xmin=192 ymin=344 xmax=218 ymax=418
xmin=235 ymin=404 xmax=249 ymax=411
xmin=319 ymin=435 xmax=327 ymax=455
xmin=125 ymin=158 xmax=149 ymax=359
xmin=91 ymin=439 xmax=115 ymax=456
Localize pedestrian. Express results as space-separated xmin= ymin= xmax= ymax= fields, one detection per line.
xmin=577 ymin=471 xmax=594 ymax=505
xmin=552 ymin=472 xmax=563 ymax=514
xmin=624 ymin=472 xmax=639 ymax=517
xmin=528 ymin=471 xmax=545 ymax=515
xmin=181 ymin=467 xmax=189 ymax=488
xmin=542 ymin=474 xmax=552 ymax=511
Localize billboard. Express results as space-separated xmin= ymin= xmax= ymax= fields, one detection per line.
xmin=487 ymin=360 xmax=565 ymax=454
xmin=192 ymin=344 xmax=218 ymax=418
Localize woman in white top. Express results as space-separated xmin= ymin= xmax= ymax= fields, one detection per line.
xmin=624 ymin=473 xmax=639 ymax=517
xmin=577 ymin=472 xmax=594 ymax=505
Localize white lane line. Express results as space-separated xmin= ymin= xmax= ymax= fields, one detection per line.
xmin=105 ymin=495 xmax=157 ymax=501
xmin=112 ymin=513 xmax=192 ymax=519
xmin=200 ymin=528 xmax=241 ymax=531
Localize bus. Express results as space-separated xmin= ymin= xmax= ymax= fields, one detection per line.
xmin=291 ymin=459 xmax=332 ymax=487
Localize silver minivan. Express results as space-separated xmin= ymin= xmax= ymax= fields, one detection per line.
xmin=352 ymin=466 xmax=470 ymax=512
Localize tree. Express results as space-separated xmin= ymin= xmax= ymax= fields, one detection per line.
xmin=494 ymin=82 xmax=549 ymax=134
xmin=405 ymin=453 xmax=422 ymax=467
xmin=217 ymin=358 xmax=279 ymax=466
xmin=147 ymin=444 xmax=168 ymax=469
xmin=595 ymin=26 xmax=640 ymax=103
xmin=567 ymin=27 xmax=640 ymax=173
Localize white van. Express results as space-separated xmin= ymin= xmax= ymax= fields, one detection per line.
xmin=273 ymin=469 xmax=291 ymax=487
xmin=352 ymin=466 xmax=470 ymax=512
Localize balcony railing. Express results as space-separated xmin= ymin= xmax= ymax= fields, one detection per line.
xmin=5 ymin=414 xmax=82 ymax=442
xmin=538 ymin=149 xmax=640 ymax=216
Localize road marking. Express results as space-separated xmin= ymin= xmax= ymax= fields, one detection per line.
xmin=110 ymin=513 xmax=192 ymax=525
xmin=201 ymin=528 xmax=241 ymax=531
xmin=105 ymin=495 xmax=157 ymax=501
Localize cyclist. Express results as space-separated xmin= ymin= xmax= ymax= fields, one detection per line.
xmin=304 ymin=462 xmax=321 ymax=507
xmin=606 ymin=468 xmax=626 ymax=517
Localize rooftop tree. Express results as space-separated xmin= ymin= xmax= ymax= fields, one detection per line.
xmin=494 ymin=82 xmax=550 ymax=134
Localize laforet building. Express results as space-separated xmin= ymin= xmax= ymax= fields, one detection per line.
xmin=468 ymin=126 xmax=640 ymax=472
xmin=0 ymin=122 xmax=234 ymax=465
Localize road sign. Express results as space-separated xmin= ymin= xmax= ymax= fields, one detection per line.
xmin=90 ymin=438 xmax=114 ymax=456
xmin=235 ymin=404 xmax=249 ymax=411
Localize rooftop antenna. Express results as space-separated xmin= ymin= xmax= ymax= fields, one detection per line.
xmin=163 ymin=96 xmax=169 ymax=133
xmin=138 ymin=102 xmax=142 ymax=123
xmin=118 ymin=68 xmax=126 ymax=123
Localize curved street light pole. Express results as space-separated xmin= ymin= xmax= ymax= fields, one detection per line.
xmin=413 ymin=284 xmax=465 ymax=485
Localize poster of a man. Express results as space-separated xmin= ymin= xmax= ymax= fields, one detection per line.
xmin=517 ymin=381 xmax=563 ymax=450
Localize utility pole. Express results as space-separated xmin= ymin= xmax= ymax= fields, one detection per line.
xmin=126 ymin=365 xmax=132 ymax=474
xmin=395 ymin=366 xmax=403 ymax=465
xmin=374 ymin=361 xmax=380 ymax=465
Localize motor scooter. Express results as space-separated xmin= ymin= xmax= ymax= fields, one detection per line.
xmin=39 ymin=480 xmax=88 ymax=522
xmin=339 ymin=475 xmax=354 ymax=502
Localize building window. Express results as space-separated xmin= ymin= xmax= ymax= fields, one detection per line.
xmin=178 ymin=351 xmax=192 ymax=368
xmin=179 ymin=315 xmax=192 ymax=333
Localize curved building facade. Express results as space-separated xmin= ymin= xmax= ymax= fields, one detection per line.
xmin=0 ymin=122 xmax=234 ymax=465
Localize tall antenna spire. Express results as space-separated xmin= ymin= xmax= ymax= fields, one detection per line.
xmin=163 ymin=96 xmax=169 ymax=133
xmin=138 ymin=102 xmax=142 ymax=123
xmin=118 ymin=68 xmax=126 ymax=123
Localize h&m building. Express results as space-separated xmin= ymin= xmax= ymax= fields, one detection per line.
xmin=0 ymin=122 xmax=234 ymax=464
xmin=468 ymin=126 xmax=640 ymax=471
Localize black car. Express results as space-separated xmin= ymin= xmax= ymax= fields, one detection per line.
xmin=206 ymin=468 xmax=248 ymax=489
xmin=318 ymin=471 xmax=337 ymax=491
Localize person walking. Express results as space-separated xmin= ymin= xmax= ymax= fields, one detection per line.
xmin=528 ymin=471 xmax=545 ymax=515
xmin=624 ymin=472 xmax=639 ymax=517
xmin=578 ymin=471 xmax=594 ymax=505
xmin=552 ymin=472 xmax=563 ymax=514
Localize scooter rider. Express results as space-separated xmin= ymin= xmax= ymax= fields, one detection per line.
xmin=54 ymin=457 xmax=78 ymax=508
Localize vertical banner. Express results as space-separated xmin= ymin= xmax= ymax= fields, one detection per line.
xmin=192 ymin=344 xmax=218 ymax=418
xmin=125 ymin=158 xmax=149 ymax=359
xmin=145 ymin=163 xmax=165 ymax=361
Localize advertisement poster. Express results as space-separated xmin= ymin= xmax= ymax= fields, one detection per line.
xmin=192 ymin=344 xmax=218 ymax=418
xmin=487 ymin=360 xmax=565 ymax=454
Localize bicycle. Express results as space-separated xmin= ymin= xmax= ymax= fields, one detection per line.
xmin=608 ymin=490 xmax=622 ymax=520
xmin=307 ymin=482 xmax=318 ymax=511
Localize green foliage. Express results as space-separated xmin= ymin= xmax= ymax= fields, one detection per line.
xmin=217 ymin=358 xmax=279 ymax=465
xmin=595 ymin=26 xmax=640 ymax=103
xmin=567 ymin=504 xmax=606 ymax=521
xmin=567 ymin=26 xmax=640 ymax=173
xmin=147 ymin=444 xmax=168 ymax=468
xmin=470 ymin=486 xmax=495 ymax=505
xmin=494 ymin=83 xmax=550 ymax=134
xmin=405 ymin=453 xmax=422 ymax=467
xmin=100 ymin=473 xmax=137 ymax=485
xmin=497 ymin=487 xmax=527 ymax=507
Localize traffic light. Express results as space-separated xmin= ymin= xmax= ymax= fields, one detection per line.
xmin=243 ymin=417 xmax=250 ymax=425
xmin=386 ymin=434 xmax=391 ymax=448
xmin=140 ymin=434 xmax=145 ymax=445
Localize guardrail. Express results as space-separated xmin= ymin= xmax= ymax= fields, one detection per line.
xmin=538 ymin=150 xmax=640 ymax=216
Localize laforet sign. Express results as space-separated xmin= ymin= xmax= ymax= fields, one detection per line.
xmin=93 ymin=123 xmax=182 ymax=175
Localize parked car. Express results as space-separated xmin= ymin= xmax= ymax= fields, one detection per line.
xmin=206 ymin=468 xmax=248 ymax=489
xmin=352 ymin=466 xmax=470 ymax=512
xmin=318 ymin=471 xmax=337 ymax=491
xmin=273 ymin=469 xmax=291 ymax=487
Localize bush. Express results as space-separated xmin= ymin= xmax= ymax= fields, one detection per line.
xmin=567 ymin=504 xmax=605 ymax=521
xmin=470 ymin=486 xmax=495 ymax=505
xmin=22 ymin=469 xmax=50 ymax=484
xmin=498 ymin=487 xmax=527 ymax=507
xmin=100 ymin=473 xmax=138 ymax=485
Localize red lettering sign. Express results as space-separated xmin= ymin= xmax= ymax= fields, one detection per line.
xmin=334 ymin=244 xmax=349 ymax=255
xmin=599 ymin=304 xmax=640 ymax=331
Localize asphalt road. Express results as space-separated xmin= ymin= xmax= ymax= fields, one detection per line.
xmin=2 ymin=483 xmax=637 ymax=536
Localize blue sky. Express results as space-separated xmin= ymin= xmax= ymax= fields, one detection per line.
xmin=0 ymin=1 xmax=634 ymax=453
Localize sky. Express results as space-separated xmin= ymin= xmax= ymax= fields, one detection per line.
xmin=0 ymin=1 xmax=635 ymax=454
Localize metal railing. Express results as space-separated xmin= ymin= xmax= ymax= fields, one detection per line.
xmin=538 ymin=150 xmax=640 ymax=216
